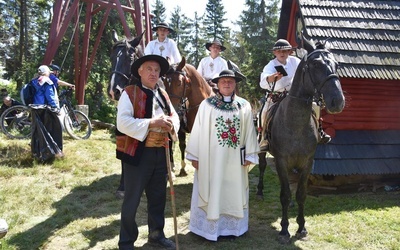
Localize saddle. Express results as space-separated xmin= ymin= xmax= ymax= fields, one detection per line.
xmin=260 ymin=97 xmax=321 ymax=151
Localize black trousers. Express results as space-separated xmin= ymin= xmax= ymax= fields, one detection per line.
xmin=118 ymin=147 xmax=168 ymax=250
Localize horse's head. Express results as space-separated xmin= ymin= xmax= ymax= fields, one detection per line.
xmin=163 ymin=57 xmax=189 ymax=115
xmin=108 ymin=32 xmax=144 ymax=100
xmin=163 ymin=57 xmax=213 ymax=132
xmin=295 ymin=38 xmax=345 ymax=114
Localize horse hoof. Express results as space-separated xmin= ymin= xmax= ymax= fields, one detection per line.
xmin=295 ymin=229 xmax=308 ymax=239
xmin=256 ymin=194 xmax=264 ymax=200
xmin=178 ymin=169 xmax=188 ymax=177
xmin=277 ymin=234 xmax=291 ymax=244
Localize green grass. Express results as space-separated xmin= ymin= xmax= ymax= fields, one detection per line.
xmin=1 ymin=130 xmax=399 ymax=249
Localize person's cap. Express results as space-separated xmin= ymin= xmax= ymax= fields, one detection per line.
xmin=272 ymin=39 xmax=294 ymax=51
xmin=131 ymin=55 xmax=170 ymax=79
xmin=205 ymin=39 xmax=226 ymax=51
xmin=38 ymin=65 xmax=51 ymax=75
xmin=49 ymin=64 xmax=61 ymax=72
xmin=152 ymin=22 xmax=174 ymax=33
xmin=211 ymin=69 xmax=242 ymax=84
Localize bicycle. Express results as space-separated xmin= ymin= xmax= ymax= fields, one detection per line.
xmin=0 ymin=88 xmax=92 ymax=140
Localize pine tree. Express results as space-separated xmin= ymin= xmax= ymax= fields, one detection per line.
xmin=169 ymin=6 xmax=191 ymax=59
xmin=185 ymin=12 xmax=208 ymax=66
xmin=151 ymin=0 xmax=167 ymax=28
xmin=236 ymin=0 xmax=280 ymax=102
xmin=203 ymin=0 xmax=229 ymax=41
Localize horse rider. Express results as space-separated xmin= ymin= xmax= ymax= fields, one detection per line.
xmin=144 ymin=22 xmax=182 ymax=65
xmin=258 ymin=39 xmax=331 ymax=151
xmin=197 ymin=39 xmax=228 ymax=91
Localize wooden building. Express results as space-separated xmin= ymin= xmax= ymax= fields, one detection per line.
xmin=278 ymin=0 xmax=400 ymax=191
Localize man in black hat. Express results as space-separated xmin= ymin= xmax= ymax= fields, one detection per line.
xmin=144 ymin=22 xmax=182 ymax=64
xmin=197 ymin=39 xmax=228 ymax=87
xmin=116 ymin=54 xmax=180 ymax=250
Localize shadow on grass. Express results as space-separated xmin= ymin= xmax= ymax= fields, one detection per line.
xmin=8 ymin=174 xmax=122 ymax=249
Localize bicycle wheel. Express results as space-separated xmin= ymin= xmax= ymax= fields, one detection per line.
xmin=64 ymin=110 xmax=92 ymax=139
xmin=0 ymin=105 xmax=32 ymax=139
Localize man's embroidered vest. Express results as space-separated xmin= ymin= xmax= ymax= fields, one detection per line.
xmin=116 ymin=84 xmax=171 ymax=166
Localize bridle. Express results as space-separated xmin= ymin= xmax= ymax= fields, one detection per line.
xmin=110 ymin=42 xmax=139 ymax=92
xmin=291 ymin=49 xmax=340 ymax=106
xmin=164 ymin=67 xmax=190 ymax=115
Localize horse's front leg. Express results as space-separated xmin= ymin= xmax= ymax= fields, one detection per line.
xmin=256 ymin=152 xmax=267 ymax=199
xmin=295 ymin=166 xmax=311 ymax=239
xmin=275 ymin=158 xmax=291 ymax=244
xmin=177 ymin=129 xmax=187 ymax=176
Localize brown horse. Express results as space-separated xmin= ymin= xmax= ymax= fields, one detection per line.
xmin=163 ymin=57 xmax=213 ymax=176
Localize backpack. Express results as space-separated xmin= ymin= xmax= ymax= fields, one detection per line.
xmin=20 ymin=78 xmax=38 ymax=105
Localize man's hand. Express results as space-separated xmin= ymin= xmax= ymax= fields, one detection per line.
xmin=150 ymin=116 xmax=174 ymax=132
xmin=191 ymin=160 xmax=198 ymax=169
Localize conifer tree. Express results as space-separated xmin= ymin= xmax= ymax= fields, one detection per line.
xmin=203 ymin=0 xmax=229 ymax=41
xmin=151 ymin=0 xmax=167 ymax=28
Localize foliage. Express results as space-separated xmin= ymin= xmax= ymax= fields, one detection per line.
xmin=203 ymin=0 xmax=229 ymax=41
xmin=0 ymin=0 xmax=283 ymax=124
xmin=151 ymin=0 xmax=167 ymax=28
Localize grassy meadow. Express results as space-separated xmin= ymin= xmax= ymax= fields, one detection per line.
xmin=0 ymin=129 xmax=399 ymax=250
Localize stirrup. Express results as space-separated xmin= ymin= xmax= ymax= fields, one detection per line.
xmin=318 ymin=131 xmax=331 ymax=144
xmin=259 ymin=140 xmax=269 ymax=152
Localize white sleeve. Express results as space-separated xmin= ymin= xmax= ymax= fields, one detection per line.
xmin=170 ymin=40 xmax=182 ymax=64
xmin=259 ymin=61 xmax=276 ymax=90
xmin=116 ymin=91 xmax=151 ymax=141
xmin=144 ymin=41 xmax=153 ymax=55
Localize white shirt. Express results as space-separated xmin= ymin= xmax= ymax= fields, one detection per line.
xmin=197 ymin=56 xmax=228 ymax=80
xmin=144 ymin=37 xmax=182 ymax=64
xmin=259 ymin=55 xmax=301 ymax=92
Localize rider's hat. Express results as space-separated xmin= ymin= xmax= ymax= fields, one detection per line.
xmin=205 ymin=39 xmax=226 ymax=51
xmin=131 ymin=55 xmax=169 ymax=79
xmin=211 ymin=69 xmax=242 ymax=84
xmin=272 ymin=39 xmax=294 ymax=51
xmin=152 ymin=22 xmax=174 ymax=33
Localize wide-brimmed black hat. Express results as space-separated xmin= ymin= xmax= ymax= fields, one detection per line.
xmin=152 ymin=22 xmax=174 ymax=33
xmin=205 ymin=39 xmax=226 ymax=51
xmin=131 ymin=55 xmax=170 ymax=79
xmin=272 ymin=39 xmax=294 ymax=51
xmin=211 ymin=69 xmax=242 ymax=83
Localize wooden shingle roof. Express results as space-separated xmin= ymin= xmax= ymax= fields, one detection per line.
xmin=292 ymin=0 xmax=400 ymax=80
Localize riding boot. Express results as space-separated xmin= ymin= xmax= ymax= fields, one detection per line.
xmin=318 ymin=126 xmax=331 ymax=144
xmin=259 ymin=129 xmax=269 ymax=152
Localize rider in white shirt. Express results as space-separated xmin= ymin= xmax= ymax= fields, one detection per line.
xmin=197 ymin=39 xmax=228 ymax=91
xmin=144 ymin=22 xmax=182 ymax=64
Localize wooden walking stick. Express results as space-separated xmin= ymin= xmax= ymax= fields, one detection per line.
xmin=165 ymin=138 xmax=179 ymax=250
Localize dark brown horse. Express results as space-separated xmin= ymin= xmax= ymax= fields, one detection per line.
xmin=108 ymin=32 xmax=144 ymax=197
xmin=163 ymin=57 xmax=213 ymax=176
xmin=108 ymin=31 xmax=144 ymax=101
xmin=265 ymin=38 xmax=345 ymax=243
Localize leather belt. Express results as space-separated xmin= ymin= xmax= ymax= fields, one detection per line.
xmin=145 ymin=131 xmax=168 ymax=147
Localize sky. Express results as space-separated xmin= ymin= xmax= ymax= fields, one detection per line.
xmin=149 ymin=0 xmax=246 ymax=29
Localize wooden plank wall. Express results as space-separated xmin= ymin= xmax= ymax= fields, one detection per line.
xmin=323 ymin=78 xmax=400 ymax=135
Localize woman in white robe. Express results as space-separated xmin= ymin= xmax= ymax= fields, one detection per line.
xmin=186 ymin=69 xmax=260 ymax=241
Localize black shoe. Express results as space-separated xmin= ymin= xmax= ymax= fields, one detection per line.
xmin=148 ymin=237 xmax=176 ymax=250
xmin=319 ymin=133 xmax=331 ymax=144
